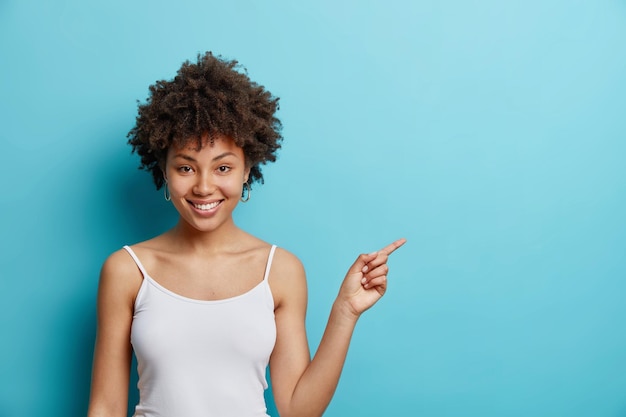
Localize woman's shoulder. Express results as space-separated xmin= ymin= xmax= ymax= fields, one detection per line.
xmin=268 ymin=245 xmax=307 ymax=305
xmin=230 ymin=234 xmax=301 ymax=274
xmin=121 ymin=234 xmax=176 ymax=263
xmin=101 ymin=246 xmax=138 ymax=276
xmin=98 ymin=247 xmax=144 ymax=304
xmin=101 ymin=233 xmax=170 ymax=283
xmin=272 ymin=246 xmax=305 ymax=274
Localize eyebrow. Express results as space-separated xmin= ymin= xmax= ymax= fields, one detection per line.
xmin=172 ymin=151 xmax=239 ymax=163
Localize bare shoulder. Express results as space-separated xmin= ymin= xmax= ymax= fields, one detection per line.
xmin=98 ymin=248 xmax=143 ymax=303
xmin=269 ymin=247 xmax=307 ymax=309
xmin=101 ymin=248 xmax=141 ymax=279
xmin=268 ymin=245 xmax=304 ymax=276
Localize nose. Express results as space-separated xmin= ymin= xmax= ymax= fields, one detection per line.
xmin=193 ymin=172 xmax=216 ymax=196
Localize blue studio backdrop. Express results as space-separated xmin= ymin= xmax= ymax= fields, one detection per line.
xmin=1 ymin=1 xmax=625 ymax=416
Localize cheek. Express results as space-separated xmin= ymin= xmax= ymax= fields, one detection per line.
xmin=226 ymin=180 xmax=245 ymax=197
xmin=166 ymin=178 xmax=190 ymax=197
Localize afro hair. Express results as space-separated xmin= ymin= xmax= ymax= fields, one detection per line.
xmin=127 ymin=52 xmax=282 ymax=190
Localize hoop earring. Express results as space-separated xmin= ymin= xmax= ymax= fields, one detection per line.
xmin=164 ymin=184 xmax=171 ymax=201
xmin=240 ymin=182 xmax=251 ymax=203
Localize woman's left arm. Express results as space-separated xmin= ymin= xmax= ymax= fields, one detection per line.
xmin=269 ymin=239 xmax=406 ymax=417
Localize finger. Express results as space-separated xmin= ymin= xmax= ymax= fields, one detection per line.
xmin=363 ymin=275 xmax=387 ymax=290
xmin=348 ymin=252 xmax=378 ymax=274
xmin=378 ymin=238 xmax=407 ymax=256
xmin=362 ymin=252 xmax=388 ymax=272
xmin=362 ymin=263 xmax=389 ymax=283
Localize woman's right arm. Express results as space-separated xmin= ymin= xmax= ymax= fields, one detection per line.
xmin=87 ymin=250 xmax=142 ymax=417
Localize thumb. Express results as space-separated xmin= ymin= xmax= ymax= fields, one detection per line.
xmin=347 ymin=252 xmax=378 ymax=275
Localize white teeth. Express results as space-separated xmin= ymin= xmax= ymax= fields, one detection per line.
xmin=193 ymin=201 xmax=220 ymax=211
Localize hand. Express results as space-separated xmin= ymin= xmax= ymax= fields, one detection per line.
xmin=337 ymin=238 xmax=407 ymax=318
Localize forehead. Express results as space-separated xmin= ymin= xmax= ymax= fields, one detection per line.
xmin=168 ymin=134 xmax=244 ymax=159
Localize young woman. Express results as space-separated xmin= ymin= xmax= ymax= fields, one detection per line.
xmin=87 ymin=52 xmax=405 ymax=417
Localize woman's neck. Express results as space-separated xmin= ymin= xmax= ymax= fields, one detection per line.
xmin=168 ymin=218 xmax=247 ymax=254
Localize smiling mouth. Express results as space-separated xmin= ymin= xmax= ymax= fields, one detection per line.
xmin=192 ymin=201 xmax=222 ymax=211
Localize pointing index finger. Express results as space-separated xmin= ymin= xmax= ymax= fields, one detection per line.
xmin=378 ymin=238 xmax=407 ymax=256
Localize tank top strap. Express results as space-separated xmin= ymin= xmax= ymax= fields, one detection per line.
xmin=262 ymin=245 xmax=277 ymax=282
xmin=123 ymin=245 xmax=148 ymax=278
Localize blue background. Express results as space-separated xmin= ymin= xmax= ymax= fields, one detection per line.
xmin=1 ymin=1 xmax=625 ymax=416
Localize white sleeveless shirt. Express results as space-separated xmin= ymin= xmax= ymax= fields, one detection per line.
xmin=124 ymin=245 xmax=277 ymax=417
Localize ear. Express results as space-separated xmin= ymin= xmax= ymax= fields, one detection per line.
xmin=243 ymin=166 xmax=250 ymax=184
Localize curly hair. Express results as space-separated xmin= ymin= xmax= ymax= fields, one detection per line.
xmin=127 ymin=52 xmax=282 ymax=190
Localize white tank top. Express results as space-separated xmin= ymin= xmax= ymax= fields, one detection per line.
xmin=124 ymin=245 xmax=277 ymax=417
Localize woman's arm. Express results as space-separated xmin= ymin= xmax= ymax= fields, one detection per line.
xmin=87 ymin=250 xmax=142 ymax=417
xmin=269 ymin=239 xmax=406 ymax=417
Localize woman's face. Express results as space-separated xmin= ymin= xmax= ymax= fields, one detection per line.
xmin=164 ymin=134 xmax=249 ymax=234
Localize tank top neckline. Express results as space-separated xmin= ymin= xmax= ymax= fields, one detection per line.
xmin=123 ymin=244 xmax=277 ymax=305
